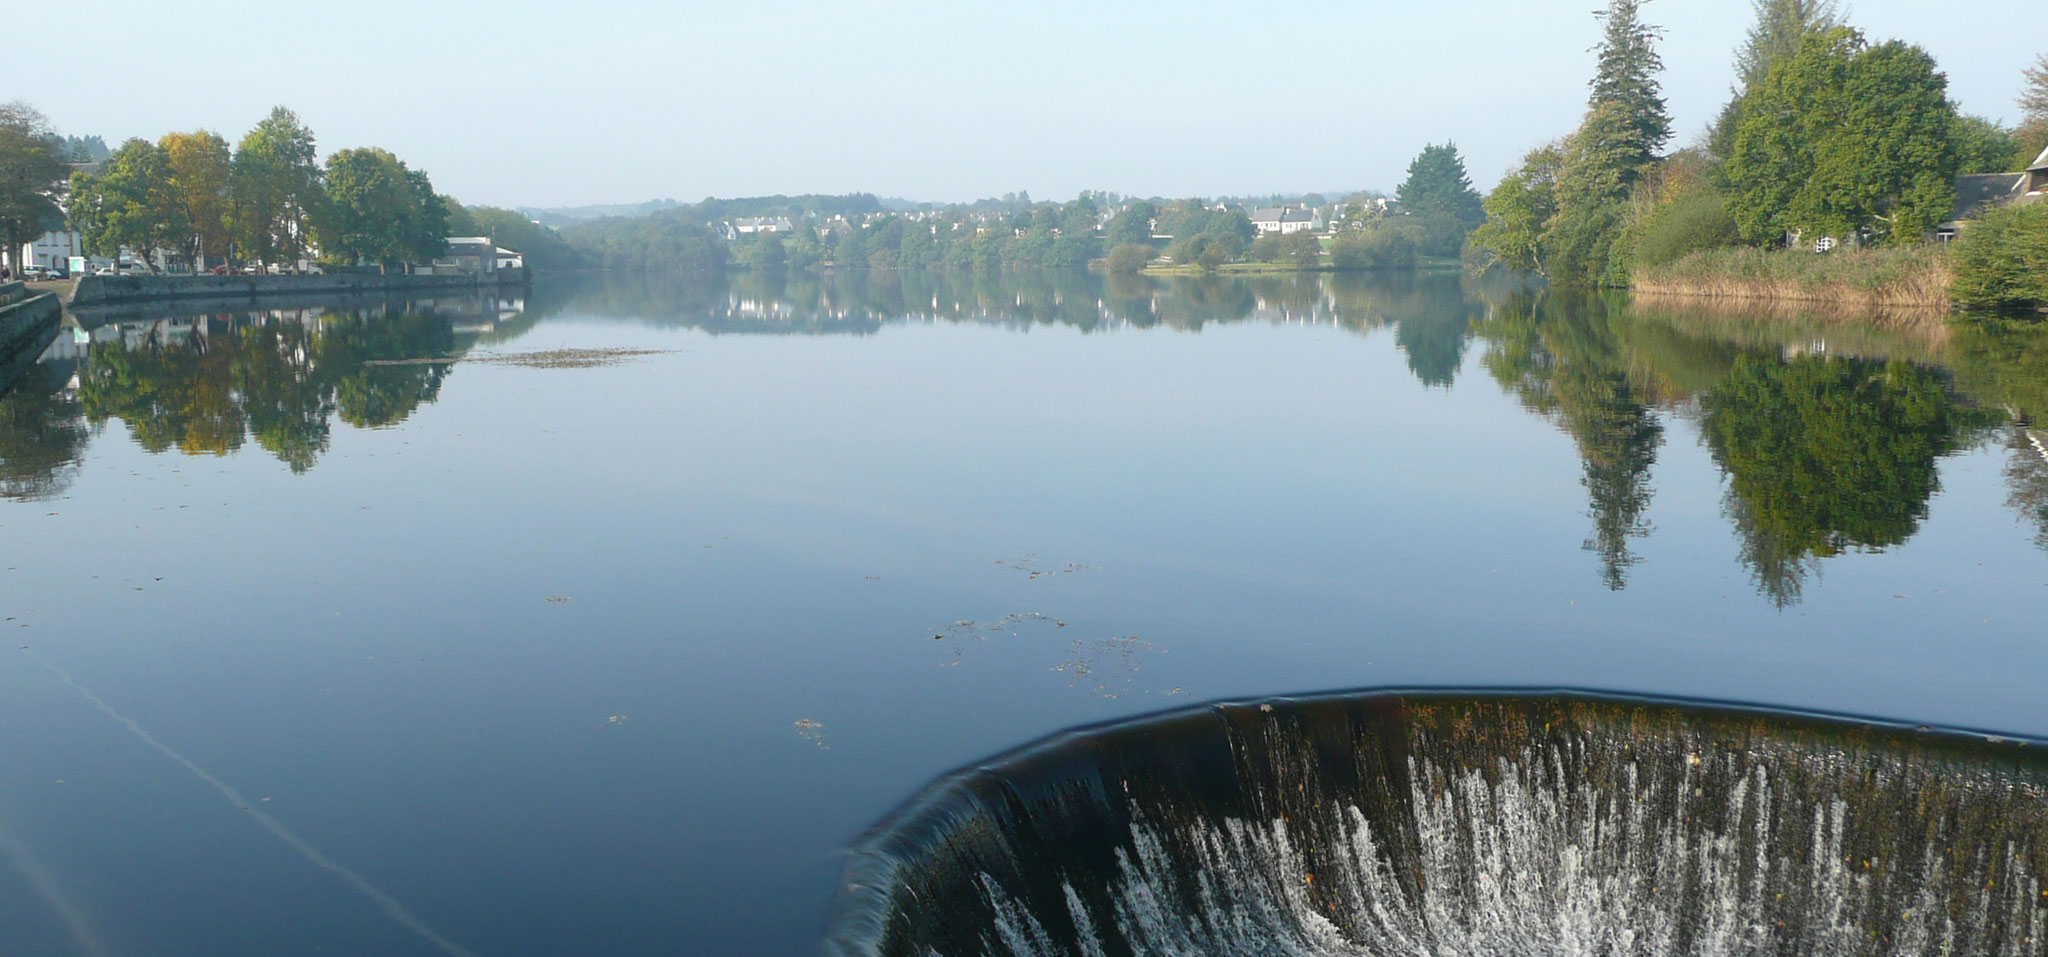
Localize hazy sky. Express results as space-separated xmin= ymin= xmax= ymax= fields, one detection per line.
xmin=17 ymin=1 xmax=2040 ymax=209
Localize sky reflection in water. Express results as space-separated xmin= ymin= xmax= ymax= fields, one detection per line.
xmin=1 ymin=270 xmax=2045 ymax=954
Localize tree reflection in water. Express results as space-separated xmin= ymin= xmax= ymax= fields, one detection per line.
xmin=1701 ymin=355 xmax=1981 ymax=606
xmin=1474 ymin=290 xmax=1664 ymax=590
xmin=12 ymin=273 xmax=2048 ymax=599
xmin=0 ymin=362 xmax=87 ymax=502
xmin=77 ymin=306 xmax=461 ymax=474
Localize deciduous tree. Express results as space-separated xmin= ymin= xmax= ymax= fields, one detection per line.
xmin=230 ymin=107 xmax=322 ymax=265
xmin=160 ymin=130 xmax=233 ymax=267
xmin=0 ymin=102 xmax=68 ymax=276
xmin=1726 ymin=29 xmax=1959 ymax=247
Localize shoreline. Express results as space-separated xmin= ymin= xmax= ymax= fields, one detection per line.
xmin=68 ymin=270 xmax=530 ymax=308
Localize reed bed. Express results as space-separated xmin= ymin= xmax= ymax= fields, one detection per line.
xmin=1632 ymin=246 xmax=1954 ymax=314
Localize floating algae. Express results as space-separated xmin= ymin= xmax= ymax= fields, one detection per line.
xmin=830 ymin=690 xmax=2048 ymax=956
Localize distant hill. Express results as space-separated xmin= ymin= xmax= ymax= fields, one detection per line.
xmin=520 ymin=193 xmax=886 ymax=228
xmin=517 ymin=199 xmax=683 ymax=228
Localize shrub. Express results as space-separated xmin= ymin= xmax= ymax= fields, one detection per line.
xmin=1106 ymin=244 xmax=1152 ymax=275
xmin=1248 ymin=234 xmax=1283 ymax=262
xmin=1633 ymin=187 xmax=1742 ymax=268
xmin=1279 ymin=231 xmax=1323 ymax=268
xmin=1950 ymin=202 xmax=2048 ymax=313
xmin=1330 ymin=223 xmax=1419 ymax=271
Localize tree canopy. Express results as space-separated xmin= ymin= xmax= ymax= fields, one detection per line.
xmin=1725 ymin=28 xmax=1960 ymax=247
xmin=1395 ymin=143 xmax=1485 ymax=257
xmin=0 ymin=102 xmax=69 ymax=275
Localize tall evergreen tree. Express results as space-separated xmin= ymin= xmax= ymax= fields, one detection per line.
xmin=1585 ymin=0 xmax=1672 ymax=176
xmin=1396 ymin=143 xmax=1485 ymax=257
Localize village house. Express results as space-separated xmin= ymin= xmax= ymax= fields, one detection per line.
xmin=1248 ymin=205 xmax=1325 ymax=235
xmin=1936 ymin=143 xmax=2048 ymax=242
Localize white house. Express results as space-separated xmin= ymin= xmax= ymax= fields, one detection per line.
xmin=733 ymin=216 xmax=794 ymax=235
xmin=1248 ymin=205 xmax=1325 ymax=235
xmin=18 ymin=229 xmax=82 ymax=272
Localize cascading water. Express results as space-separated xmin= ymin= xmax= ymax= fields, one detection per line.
xmin=828 ymin=691 xmax=2048 ymax=956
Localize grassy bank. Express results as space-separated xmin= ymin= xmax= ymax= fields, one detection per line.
xmin=1632 ymin=246 xmax=1953 ymax=312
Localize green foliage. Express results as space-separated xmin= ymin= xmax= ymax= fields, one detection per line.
xmin=1632 ymin=186 xmax=1741 ymax=267
xmin=1585 ymin=1 xmax=1672 ymax=177
xmin=0 ymin=102 xmax=69 ymax=273
xmin=1470 ymin=145 xmax=1563 ymax=273
xmin=741 ymin=234 xmax=787 ymax=270
xmin=1396 ymin=143 xmax=1485 ymax=257
xmin=1330 ymin=223 xmax=1420 ymax=271
xmin=318 ymin=148 xmax=416 ymax=268
xmin=1702 ymin=355 xmax=1969 ymax=605
xmin=1711 ymin=0 xmax=1845 ymax=158
xmin=1949 ymin=202 xmax=2048 ymax=313
xmin=230 ymin=106 xmax=323 ymax=264
xmin=1279 ymin=231 xmax=1322 ymax=268
xmin=1106 ymin=244 xmax=1152 ymax=275
xmin=564 ymin=210 xmax=726 ymax=272
xmin=1103 ymin=202 xmax=1156 ymax=245
xmin=1726 ymin=29 xmax=1960 ymax=247
xmin=1953 ymin=115 xmax=2023 ymax=174
xmin=1469 ymin=2 xmax=1667 ymax=286
xmin=69 ymin=138 xmax=188 ymax=265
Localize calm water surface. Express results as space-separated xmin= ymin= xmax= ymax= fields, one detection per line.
xmin=1 ymin=270 xmax=2045 ymax=954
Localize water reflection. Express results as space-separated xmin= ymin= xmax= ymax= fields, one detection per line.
xmin=1473 ymin=291 xmax=1666 ymax=589
xmin=832 ymin=691 xmax=2048 ymax=956
xmin=1701 ymin=356 xmax=1987 ymax=606
xmin=0 ymin=361 xmax=86 ymax=501
xmin=9 ymin=272 xmax=2048 ymax=600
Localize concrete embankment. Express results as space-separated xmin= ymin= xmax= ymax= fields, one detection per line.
xmin=70 ymin=271 xmax=527 ymax=307
xmin=0 ymin=282 xmax=64 ymax=395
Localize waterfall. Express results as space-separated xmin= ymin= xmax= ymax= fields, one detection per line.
xmin=830 ymin=692 xmax=2048 ymax=956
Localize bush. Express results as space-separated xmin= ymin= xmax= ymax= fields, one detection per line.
xmin=1633 ymin=187 xmax=1741 ymax=268
xmin=1329 ymin=224 xmax=1419 ymax=271
xmin=1279 ymin=231 xmax=1323 ymax=268
xmin=1951 ymin=202 xmax=2048 ymax=313
xmin=1248 ymin=233 xmax=1284 ymax=262
xmin=1106 ymin=244 xmax=1153 ymax=275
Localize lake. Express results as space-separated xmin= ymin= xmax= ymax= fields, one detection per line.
xmin=1 ymin=269 xmax=2046 ymax=955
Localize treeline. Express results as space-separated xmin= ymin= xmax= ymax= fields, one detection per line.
xmin=54 ymin=106 xmax=456 ymax=270
xmin=1467 ymin=0 xmax=2048 ymax=312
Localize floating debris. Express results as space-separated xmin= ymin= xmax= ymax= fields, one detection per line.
xmin=933 ymin=613 xmax=1067 ymax=665
xmin=992 ymin=555 xmax=1095 ymax=580
xmin=545 ymin=596 xmax=572 ymax=604
xmin=794 ymin=718 xmax=828 ymax=749
xmin=364 ymin=348 xmax=673 ymax=370
xmin=1053 ymin=635 xmax=1161 ymax=699
xmin=605 ymin=715 xmax=628 ymax=726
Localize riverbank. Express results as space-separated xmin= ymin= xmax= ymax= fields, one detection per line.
xmin=70 ymin=270 xmax=529 ymax=308
xmin=0 ymin=282 xmax=63 ymax=395
xmin=1631 ymin=246 xmax=1954 ymax=317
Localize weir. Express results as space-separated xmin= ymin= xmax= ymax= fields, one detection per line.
xmin=830 ymin=691 xmax=2048 ymax=956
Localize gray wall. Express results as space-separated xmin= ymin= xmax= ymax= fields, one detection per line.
xmin=71 ymin=271 xmax=524 ymax=307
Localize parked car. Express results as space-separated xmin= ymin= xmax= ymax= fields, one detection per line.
xmin=22 ymin=265 xmax=53 ymax=280
xmin=91 ymin=266 xmax=118 ymax=276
